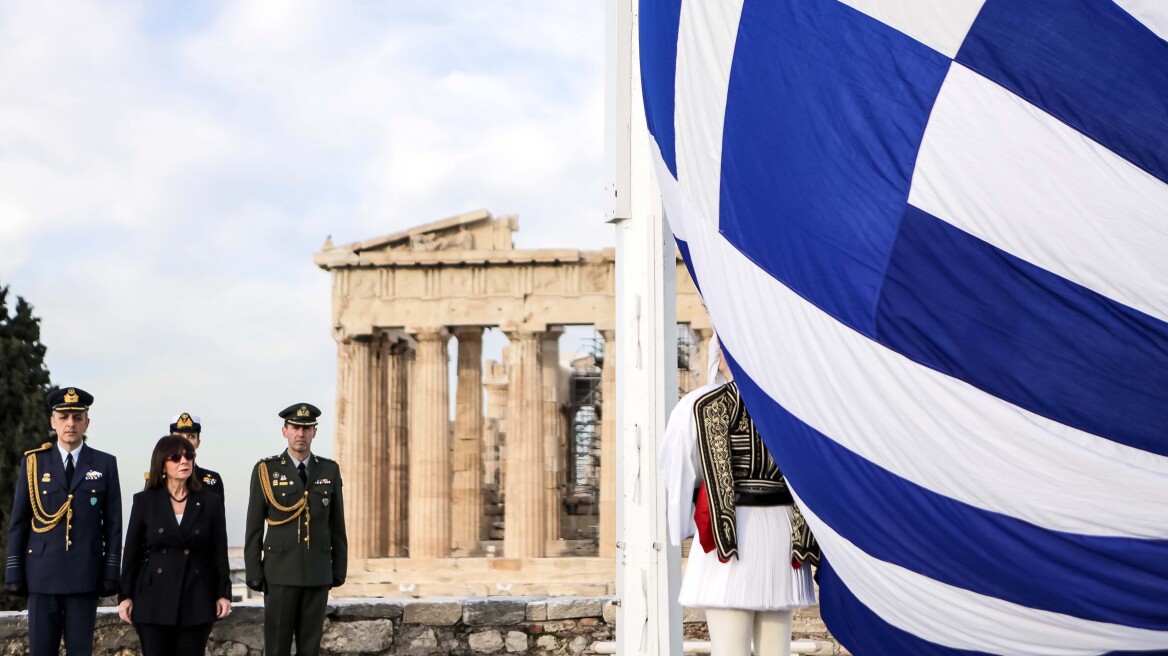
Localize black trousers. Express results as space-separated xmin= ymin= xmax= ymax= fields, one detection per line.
xmin=27 ymin=592 xmax=97 ymax=656
xmin=134 ymin=621 xmax=214 ymax=656
xmin=264 ymin=584 xmax=329 ymax=656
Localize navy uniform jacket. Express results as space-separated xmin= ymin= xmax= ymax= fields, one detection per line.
xmin=5 ymin=443 xmax=123 ymax=594
xmin=244 ymin=451 xmax=347 ymax=588
xmin=196 ymin=466 xmax=224 ymax=497
xmin=119 ymin=488 xmax=229 ymax=626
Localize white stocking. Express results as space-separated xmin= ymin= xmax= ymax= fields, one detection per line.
xmin=706 ymin=608 xmax=754 ymax=656
xmin=752 ymin=609 xmax=793 ymax=656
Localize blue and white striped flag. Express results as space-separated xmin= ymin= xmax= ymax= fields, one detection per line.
xmin=638 ymin=1 xmax=1168 ymax=653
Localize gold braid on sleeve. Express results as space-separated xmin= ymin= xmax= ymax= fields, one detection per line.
xmin=258 ymin=462 xmax=310 ymax=549
xmin=25 ymin=446 xmax=74 ymax=550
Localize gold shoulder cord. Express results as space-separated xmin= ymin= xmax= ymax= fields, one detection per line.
xmin=258 ymin=461 xmax=310 ymax=549
xmin=25 ymin=445 xmax=74 ymax=550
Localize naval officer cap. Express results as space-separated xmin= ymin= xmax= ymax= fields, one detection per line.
xmin=47 ymin=387 xmax=93 ymax=412
xmin=279 ymin=402 xmax=321 ymax=427
xmin=170 ymin=412 xmax=202 ymax=434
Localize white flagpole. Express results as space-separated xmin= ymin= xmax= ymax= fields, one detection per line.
xmin=605 ymin=0 xmax=683 ymax=653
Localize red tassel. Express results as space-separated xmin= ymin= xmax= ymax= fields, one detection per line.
xmin=792 ymin=557 xmax=801 ymax=569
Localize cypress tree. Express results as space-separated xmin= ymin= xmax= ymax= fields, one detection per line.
xmin=0 ymin=283 xmax=53 ymax=610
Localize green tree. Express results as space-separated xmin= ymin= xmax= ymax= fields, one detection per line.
xmin=0 ymin=283 xmax=52 ymax=611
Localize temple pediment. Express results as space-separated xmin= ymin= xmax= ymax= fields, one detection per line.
xmin=324 ymin=209 xmax=518 ymax=255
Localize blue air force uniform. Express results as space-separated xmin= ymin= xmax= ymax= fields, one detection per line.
xmin=4 ymin=388 xmax=122 ymax=656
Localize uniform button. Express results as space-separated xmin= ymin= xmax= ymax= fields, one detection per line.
xmin=194 ymin=529 xmax=200 ymax=535
xmin=156 ymin=568 xmax=163 ymax=574
xmin=183 ymin=549 xmax=190 ymax=555
xmin=158 ymin=528 xmax=164 ymax=533
xmin=162 ymin=548 xmax=167 ymax=554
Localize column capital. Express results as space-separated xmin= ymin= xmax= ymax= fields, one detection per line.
xmin=335 ymin=331 xmax=376 ymax=345
xmin=501 ymin=326 xmax=541 ymax=342
xmin=409 ymin=326 xmax=451 ymax=343
xmin=451 ymin=326 xmax=485 ymax=341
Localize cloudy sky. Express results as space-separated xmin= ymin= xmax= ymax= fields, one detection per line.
xmin=0 ymin=1 xmax=610 ymax=544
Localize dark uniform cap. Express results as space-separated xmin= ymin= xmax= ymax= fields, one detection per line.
xmin=47 ymin=387 xmax=93 ymax=412
xmin=279 ymin=402 xmax=321 ymax=427
xmin=170 ymin=412 xmax=202 ymax=434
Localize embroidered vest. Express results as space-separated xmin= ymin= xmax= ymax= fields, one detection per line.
xmin=694 ymin=382 xmax=787 ymax=561
xmin=694 ymin=381 xmax=819 ymax=567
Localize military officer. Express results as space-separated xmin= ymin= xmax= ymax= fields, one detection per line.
xmin=4 ymin=387 xmax=123 ymax=656
xmin=244 ymin=402 xmax=347 ymax=656
xmin=169 ymin=412 xmax=224 ymax=496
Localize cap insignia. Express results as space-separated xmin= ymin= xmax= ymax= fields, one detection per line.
xmin=177 ymin=413 xmax=194 ymax=429
xmin=296 ymin=405 xmax=310 ymax=418
xmin=64 ymin=388 xmax=79 ymax=404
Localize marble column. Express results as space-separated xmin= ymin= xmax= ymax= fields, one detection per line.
xmin=482 ymin=360 xmax=509 ymax=488
xmin=451 ymin=327 xmax=484 ymax=555
xmin=408 ymin=327 xmax=452 ymax=558
xmin=385 ymin=338 xmax=411 ymax=557
xmin=336 ymin=337 xmax=376 ymax=559
xmin=540 ymin=328 xmax=564 ymax=542
xmin=504 ymin=329 xmax=547 ymax=558
xmin=598 ymin=328 xmax=617 ymax=559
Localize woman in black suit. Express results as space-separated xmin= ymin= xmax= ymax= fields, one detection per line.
xmin=117 ymin=435 xmax=231 ymax=656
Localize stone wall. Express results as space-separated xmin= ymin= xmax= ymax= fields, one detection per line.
xmin=0 ymin=597 xmax=848 ymax=655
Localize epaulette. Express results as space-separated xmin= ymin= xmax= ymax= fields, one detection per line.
xmin=263 ymin=454 xmax=281 ymax=461
xmin=312 ymin=455 xmax=335 ymax=464
xmin=24 ymin=442 xmax=52 ymax=456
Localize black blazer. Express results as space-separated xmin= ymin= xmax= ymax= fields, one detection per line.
xmin=119 ymin=487 xmax=229 ymax=626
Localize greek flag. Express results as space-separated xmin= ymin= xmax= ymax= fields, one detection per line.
xmin=638 ymin=1 xmax=1168 ymax=653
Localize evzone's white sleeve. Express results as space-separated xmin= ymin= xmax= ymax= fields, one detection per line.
xmin=657 ymin=384 xmax=717 ymax=546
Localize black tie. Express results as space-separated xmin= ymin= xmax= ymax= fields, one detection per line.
xmin=298 ymin=462 xmax=308 ymax=487
xmin=64 ymin=453 xmax=75 ymax=486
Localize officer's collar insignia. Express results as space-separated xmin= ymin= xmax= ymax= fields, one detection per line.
xmin=64 ymin=388 xmax=79 ymax=404
xmin=177 ymin=413 xmax=194 ymax=429
xmin=296 ymin=405 xmax=310 ymax=418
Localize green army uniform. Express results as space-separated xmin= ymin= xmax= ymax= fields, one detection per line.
xmin=244 ymin=403 xmax=347 ymax=656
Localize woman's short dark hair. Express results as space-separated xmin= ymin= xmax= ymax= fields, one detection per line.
xmin=145 ymin=435 xmax=203 ymax=492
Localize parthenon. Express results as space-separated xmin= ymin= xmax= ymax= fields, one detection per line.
xmin=314 ymin=209 xmax=710 ymax=562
